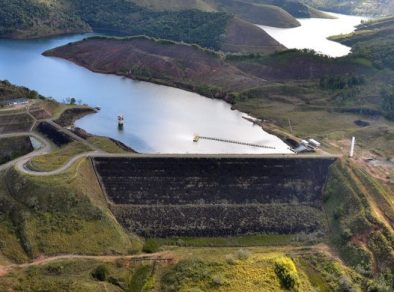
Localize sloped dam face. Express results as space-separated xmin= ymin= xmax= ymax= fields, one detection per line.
xmin=92 ymin=155 xmax=337 ymax=237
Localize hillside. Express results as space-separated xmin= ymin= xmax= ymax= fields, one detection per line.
xmin=44 ymin=36 xmax=368 ymax=101
xmin=0 ymin=160 xmax=136 ymax=263
xmin=43 ymin=36 xmax=268 ymax=99
xmin=248 ymin=0 xmax=334 ymax=18
xmin=332 ymin=16 xmax=394 ymax=70
xmin=304 ymin=0 xmax=394 ymax=16
xmin=0 ymin=80 xmax=45 ymax=102
xmin=204 ymin=0 xmax=301 ymax=27
xmin=0 ymin=0 xmax=285 ymax=53
xmin=132 ymin=0 xmax=334 ymax=26
xmin=132 ymin=0 xmax=301 ymax=27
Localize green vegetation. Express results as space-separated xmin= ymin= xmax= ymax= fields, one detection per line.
xmin=143 ymin=233 xmax=321 ymax=252
xmin=303 ymin=0 xmax=394 ymax=16
xmin=0 ymin=0 xmax=88 ymax=38
xmin=274 ymin=257 xmax=300 ymax=289
xmin=319 ymin=75 xmax=366 ymax=90
xmin=72 ymin=0 xmax=231 ymax=50
xmin=0 ymin=80 xmax=44 ymax=102
xmin=1 ymin=0 xmax=233 ymax=50
xmin=261 ymin=0 xmax=334 ymax=18
xmin=0 ymin=258 xmax=154 ymax=291
xmin=0 ymin=160 xmax=135 ymax=263
xmin=381 ymin=86 xmax=394 ymax=120
xmin=28 ymin=141 xmax=90 ymax=172
xmin=0 ymin=136 xmax=33 ymax=164
xmin=132 ymin=0 xmax=333 ymax=23
xmin=87 ymin=136 xmax=134 ymax=154
xmin=323 ymin=160 xmax=394 ymax=288
xmin=160 ymin=249 xmax=368 ymax=291
xmin=91 ymin=264 xmax=109 ymax=281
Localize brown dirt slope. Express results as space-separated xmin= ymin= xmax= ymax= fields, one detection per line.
xmin=44 ymin=37 xmax=266 ymax=98
xmin=220 ymin=17 xmax=285 ymax=53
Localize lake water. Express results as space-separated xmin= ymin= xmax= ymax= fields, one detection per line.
xmin=0 ymin=34 xmax=291 ymax=154
xmin=258 ymin=12 xmax=366 ymax=57
xmin=0 ymin=11 xmax=362 ymax=153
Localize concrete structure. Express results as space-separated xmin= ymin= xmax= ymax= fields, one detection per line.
xmin=0 ymin=97 xmax=28 ymax=106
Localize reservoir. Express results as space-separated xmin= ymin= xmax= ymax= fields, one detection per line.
xmin=258 ymin=12 xmax=366 ymax=57
xmin=0 ymin=34 xmax=290 ymax=154
xmin=0 ymin=12 xmax=362 ymax=153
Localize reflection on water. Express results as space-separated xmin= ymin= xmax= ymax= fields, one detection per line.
xmin=0 ymin=34 xmax=291 ymax=154
xmin=258 ymin=12 xmax=366 ymax=57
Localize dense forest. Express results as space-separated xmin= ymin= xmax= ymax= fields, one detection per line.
xmin=0 ymin=0 xmax=231 ymax=49
xmin=72 ymin=0 xmax=231 ymax=50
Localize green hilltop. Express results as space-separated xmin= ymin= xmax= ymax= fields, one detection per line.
xmin=303 ymin=0 xmax=394 ymax=16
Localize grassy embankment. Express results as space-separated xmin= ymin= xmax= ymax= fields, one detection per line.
xmin=0 ymin=247 xmax=371 ymax=291
xmin=0 ymin=159 xmax=139 ymax=264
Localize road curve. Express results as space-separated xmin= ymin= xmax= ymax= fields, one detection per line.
xmin=1 ymin=131 xmax=339 ymax=177
xmin=0 ymin=132 xmax=51 ymax=173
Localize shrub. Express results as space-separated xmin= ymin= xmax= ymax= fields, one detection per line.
xmin=91 ymin=265 xmax=108 ymax=281
xmin=142 ymin=239 xmax=160 ymax=253
xmin=235 ymin=248 xmax=250 ymax=260
xmin=274 ymin=257 xmax=300 ymax=290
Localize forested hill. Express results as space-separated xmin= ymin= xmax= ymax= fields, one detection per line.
xmin=303 ymin=0 xmax=394 ymax=16
xmin=133 ymin=0 xmax=334 ymax=27
xmin=332 ymin=16 xmax=394 ymax=70
xmin=0 ymin=0 xmax=284 ymax=53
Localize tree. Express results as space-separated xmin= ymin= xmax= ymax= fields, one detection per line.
xmin=91 ymin=265 xmax=108 ymax=281
xmin=381 ymin=87 xmax=394 ymax=120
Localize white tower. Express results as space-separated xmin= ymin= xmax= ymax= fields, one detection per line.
xmin=349 ymin=137 xmax=355 ymax=158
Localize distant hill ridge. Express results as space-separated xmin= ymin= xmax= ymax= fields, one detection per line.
xmin=133 ymin=0 xmax=334 ymax=26
xmin=303 ymin=0 xmax=394 ymax=16
xmin=0 ymin=0 xmax=289 ymax=54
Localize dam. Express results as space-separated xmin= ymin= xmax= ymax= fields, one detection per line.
xmin=92 ymin=154 xmax=337 ymax=237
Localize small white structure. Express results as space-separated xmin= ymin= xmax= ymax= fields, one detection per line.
xmin=118 ymin=114 xmax=124 ymax=130
xmin=293 ymin=138 xmax=321 ymax=153
xmin=350 ymin=137 xmax=356 ymax=158
xmin=308 ymin=139 xmax=321 ymax=148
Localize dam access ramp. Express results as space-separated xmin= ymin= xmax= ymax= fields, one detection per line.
xmin=91 ymin=154 xmax=337 ymax=237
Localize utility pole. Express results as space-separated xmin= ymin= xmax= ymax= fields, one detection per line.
xmin=288 ymin=118 xmax=293 ymax=134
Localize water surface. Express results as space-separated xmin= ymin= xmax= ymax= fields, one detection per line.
xmin=259 ymin=12 xmax=366 ymax=57
xmin=0 ymin=34 xmax=290 ymax=154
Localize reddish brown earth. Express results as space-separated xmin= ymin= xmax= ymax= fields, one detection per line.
xmin=44 ymin=37 xmax=266 ymax=99
xmin=220 ymin=17 xmax=286 ymax=53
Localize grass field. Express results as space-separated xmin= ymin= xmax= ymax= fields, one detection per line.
xmin=0 ymin=247 xmax=368 ymax=291
xmin=87 ymin=136 xmax=132 ymax=154
xmin=0 ymin=159 xmax=137 ymax=263
xmin=142 ymin=233 xmax=324 ymax=253
xmin=28 ymin=141 xmax=90 ymax=172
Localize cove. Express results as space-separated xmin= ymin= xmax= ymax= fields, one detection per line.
xmin=258 ymin=12 xmax=366 ymax=57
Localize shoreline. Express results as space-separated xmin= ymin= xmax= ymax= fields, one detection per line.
xmin=43 ymin=54 xmax=301 ymax=152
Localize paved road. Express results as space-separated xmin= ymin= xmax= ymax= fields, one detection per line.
xmin=1 ymin=127 xmax=339 ymax=177
xmin=0 ymin=132 xmax=51 ymax=172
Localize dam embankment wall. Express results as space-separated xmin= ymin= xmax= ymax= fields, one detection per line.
xmin=92 ymin=155 xmax=337 ymax=237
